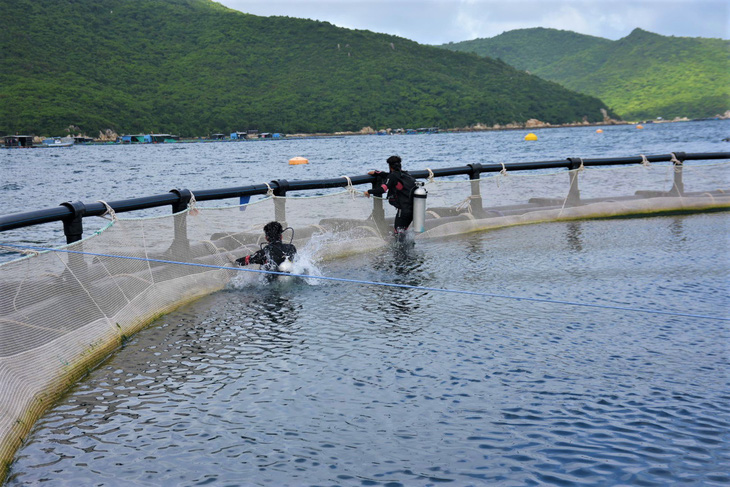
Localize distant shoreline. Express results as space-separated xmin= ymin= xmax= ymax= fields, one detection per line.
xmin=10 ymin=116 xmax=728 ymax=146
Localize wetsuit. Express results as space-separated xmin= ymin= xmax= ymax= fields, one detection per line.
xmin=236 ymin=240 xmax=297 ymax=271
xmin=369 ymin=170 xmax=414 ymax=234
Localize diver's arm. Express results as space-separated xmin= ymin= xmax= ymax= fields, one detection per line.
xmin=367 ymin=173 xmax=392 ymax=197
xmin=237 ymin=247 xmax=267 ymax=266
xmin=365 ymin=171 xmax=389 ymax=197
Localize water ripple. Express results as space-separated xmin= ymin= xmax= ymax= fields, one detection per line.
xmin=5 ymin=124 xmax=730 ymax=486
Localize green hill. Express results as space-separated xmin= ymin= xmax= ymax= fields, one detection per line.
xmin=442 ymin=28 xmax=611 ymax=72
xmin=0 ymin=0 xmax=611 ymax=137
xmin=442 ymin=28 xmax=730 ymax=121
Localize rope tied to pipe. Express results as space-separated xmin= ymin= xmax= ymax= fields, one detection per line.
xmin=97 ymin=200 xmax=117 ymax=221
xmin=640 ymin=154 xmax=651 ymax=167
xmin=454 ymin=195 xmax=474 ymax=213
xmin=670 ymin=152 xmax=684 ymax=174
xmin=264 ymin=182 xmax=275 ymax=197
xmin=425 ymin=168 xmax=435 ymax=183
xmin=188 ymin=190 xmax=200 ymax=216
xmin=341 ymin=175 xmax=358 ymax=198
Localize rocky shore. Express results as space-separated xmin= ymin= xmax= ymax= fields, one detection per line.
xmin=33 ymin=110 xmax=729 ymax=144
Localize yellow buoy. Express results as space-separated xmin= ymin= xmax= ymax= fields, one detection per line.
xmin=289 ymin=156 xmax=309 ymax=165
xmin=636 ymin=125 xmax=644 ymax=130
xmin=596 ymin=129 xmax=603 ymax=133
xmin=524 ymin=133 xmax=538 ymax=141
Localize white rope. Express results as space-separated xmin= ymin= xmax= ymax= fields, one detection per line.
xmin=454 ymin=195 xmax=473 ymax=212
xmin=264 ymin=182 xmax=275 ymax=197
xmin=426 ymin=168 xmax=435 ymax=183
xmin=670 ymin=153 xmax=684 ymax=175
xmin=0 ymin=245 xmax=39 ymax=256
xmin=500 ymin=162 xmax=508 ymax=176
xmin=188 ymin=190 xmax=200 ymax=216
xmin=640 ymin=154 xmax=651 ymax=167
xmin=559 ymin=160 xmax=583 ymax=216
xmin=342 ymin=175 xmax=358 ymax=198
xmin=97 ymin=200 xmax=117 ymax=221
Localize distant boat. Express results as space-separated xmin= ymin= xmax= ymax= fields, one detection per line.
xmin=2 ymin=135 xmax=34 ymax=148
xmin=42 ymin=137 xmax=74 ymax=148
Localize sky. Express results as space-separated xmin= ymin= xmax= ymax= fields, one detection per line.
xmin=216 ymin=0 xmax=729 ymax=45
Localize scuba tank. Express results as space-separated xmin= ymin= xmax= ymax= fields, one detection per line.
xmin=277 ymin=256 xmax=294 ymax=283
xmin=277 ymin=228 xmax=295 ymax=274
xmin=412 ymin=182 xmax=428 ymax=233
xmin=277 ymin=256 xmax=293 ymax=273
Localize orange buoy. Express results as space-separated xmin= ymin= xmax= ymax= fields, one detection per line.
xmin=596 ymin=129 xmax=603 ymax=133
xmin=636 ymin=125 xmax=644 ymax=130
xmin=289 ymin=156 xmax=309 ymax=165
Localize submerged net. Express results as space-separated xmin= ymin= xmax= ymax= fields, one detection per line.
xmin=1 ymin=160 xmax=729 ymax=478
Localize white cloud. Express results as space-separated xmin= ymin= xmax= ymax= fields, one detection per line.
xmin=217 ymin=0 xmax=730 ymax=43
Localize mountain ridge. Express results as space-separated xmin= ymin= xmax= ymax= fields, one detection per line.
xmin=441 ymin=27 xmax=730 ymax=120
xmin=0 ymin=0 xmax=611 ymax=137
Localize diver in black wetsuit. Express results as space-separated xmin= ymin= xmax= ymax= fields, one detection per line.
xmin=364 ymin=155 xmax=416 ymax=239
xmin=236 ymin=221 xmax=297 ymax=272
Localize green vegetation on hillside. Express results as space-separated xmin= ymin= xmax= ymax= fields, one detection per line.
xmin=443 ymin=27 xmax=611 ymax=72
xmin=442 ymin=27 xmax=730 ymax=120
xmin=0 ymin=0 xmax=610 ymax=136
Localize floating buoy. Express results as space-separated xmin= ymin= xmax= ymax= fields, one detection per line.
xmin=636 ymin=125 xmax=644 ymax=130
xmin=524 ymin=133 xmax=538 ymax=141
xmin=289 ymin=156 xmax=308 ymax=165
xmin=596 ymin=129 xmax=603 ymax=133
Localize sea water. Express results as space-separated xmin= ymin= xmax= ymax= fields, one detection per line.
xmin=1 ymin=120 xmax=728 ymax=248
xmin=2 ymin=121 xmax=729 ymax=485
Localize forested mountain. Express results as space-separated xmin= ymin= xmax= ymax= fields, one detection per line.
xmin=442 ymin=28 xmax=730 ymax=121
xmin=442 ymin=28 xmax=611 ymax=72
xmin=0 ymin=0 xmax=610 ymax=137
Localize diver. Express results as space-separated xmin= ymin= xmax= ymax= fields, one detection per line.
xmin=364 ymin=155 xmax=417 ymax=240
xmin=236 ymin=221 xmax=297 ymax=275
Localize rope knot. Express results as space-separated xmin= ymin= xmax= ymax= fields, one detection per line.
xmin=342 ymin=175 xmax=357 ymax=198
xmin=97 ymin=200 xmax=117 ymax=221
xmin=188 ymin=190 xmax=200 ymax=216
xmin=426 ymin=168 xmax=435 ymax=183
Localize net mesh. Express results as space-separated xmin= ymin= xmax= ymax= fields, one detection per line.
xmin=1 ymin=161 xmax=729 ymax=478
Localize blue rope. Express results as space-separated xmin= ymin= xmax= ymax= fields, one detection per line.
xmin=2 ymin=243 xmax=728 ymax=322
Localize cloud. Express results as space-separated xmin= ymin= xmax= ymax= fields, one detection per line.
xmin=217 ymin=0 xmax=730 ymax=44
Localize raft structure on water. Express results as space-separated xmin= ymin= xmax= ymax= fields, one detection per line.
xmin=0 ymin=151 xmax=729 ymax=482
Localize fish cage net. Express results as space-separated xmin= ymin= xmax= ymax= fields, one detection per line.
xmin=1 ymin=160 xmax=729 ymax=479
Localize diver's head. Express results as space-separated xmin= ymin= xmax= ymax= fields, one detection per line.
xmin=264 ymin=221 xmax=283 ymax=242
xmin=387 ymin=155 xmax=402 ymax=172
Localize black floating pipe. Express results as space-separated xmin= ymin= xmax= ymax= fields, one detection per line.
xmin=1 ymin=152 xmax=728 ymax=235
xmin=60 ymin=201 xmax=86 ymax=244
xmin=170 ymin=189 xmax=192 ymax=213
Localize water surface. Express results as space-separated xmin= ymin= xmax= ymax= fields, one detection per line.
xmin=2 ymin=121 xmax=730 ymax=485
xmin=1 ymin=120 xmax=728 ymax=248
xmin=7 ymin=214 xmax=730 ymax=486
